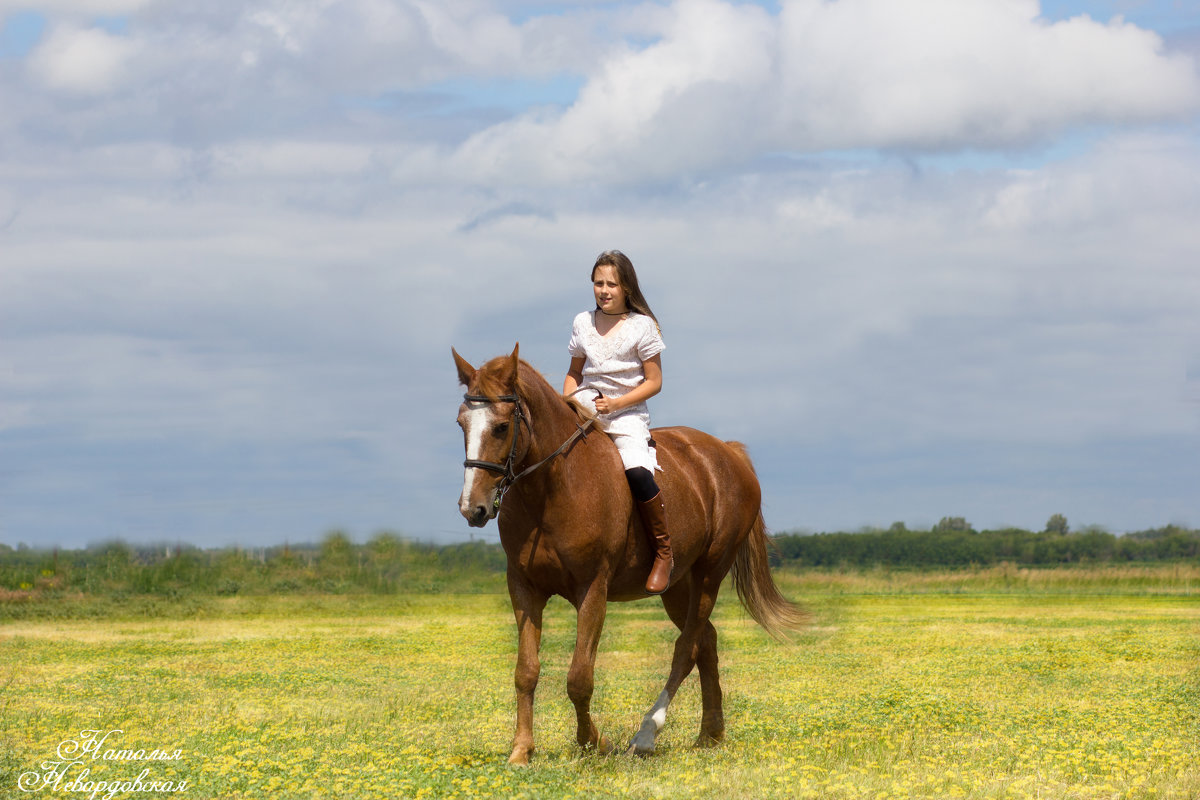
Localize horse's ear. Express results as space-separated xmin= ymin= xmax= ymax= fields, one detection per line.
xmin=502 ymin=342 xmax=520 ymax=388
xmin=452 ymin=347 xmax=476 ymax=387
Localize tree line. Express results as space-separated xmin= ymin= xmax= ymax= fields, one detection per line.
xmin=3 ymin=518 xmax=1198 ymax=603
xmin=771 ymin=518 xmax=1200 ymax=568
xmin=0 ymin=532 xmax=506 ymax=601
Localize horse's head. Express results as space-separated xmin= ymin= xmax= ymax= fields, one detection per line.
xmin=452 ymin=343 xmax=528 ymax=528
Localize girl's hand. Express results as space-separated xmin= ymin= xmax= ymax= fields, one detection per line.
xmin=594 ymin=394 xmax=617 ymax=415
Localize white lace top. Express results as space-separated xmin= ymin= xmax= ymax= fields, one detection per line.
xmin=567 ymin=310 xmax=665 ymax=436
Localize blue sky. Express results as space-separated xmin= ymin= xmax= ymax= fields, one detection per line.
xmin=1 ymin=0 xmax=1198 ymax=549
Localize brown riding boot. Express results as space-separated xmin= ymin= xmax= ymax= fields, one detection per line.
xmin=636 ymin=493 xmax=673 ymax=595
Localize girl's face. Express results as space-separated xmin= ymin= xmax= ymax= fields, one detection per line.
xmin=593 ymin=265 xmax=628 ymax=314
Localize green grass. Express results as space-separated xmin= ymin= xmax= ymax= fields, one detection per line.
xmin=2 ymin=573 xmax=1199 ymax=799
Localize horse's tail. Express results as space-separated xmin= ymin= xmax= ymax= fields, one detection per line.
xmin=726 ymin=441 xmax=809 ymax=641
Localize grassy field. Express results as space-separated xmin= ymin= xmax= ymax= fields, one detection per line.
xmin=2 ymin=567 xmax=1198 ymax=799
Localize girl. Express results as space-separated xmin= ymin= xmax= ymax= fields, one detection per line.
xmin=563 ymin=250 xmax=672 ymax=594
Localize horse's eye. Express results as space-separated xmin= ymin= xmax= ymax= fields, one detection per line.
xmin=493 ymin=422 xmax=510 ymax=437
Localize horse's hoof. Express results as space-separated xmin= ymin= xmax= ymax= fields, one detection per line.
xmin=507 ymin=746 xmax=533 ymax=766
xmin=582 ymin=735 xmax=614 ymax=756
xmin=627 ymin=732 xmax=657 ymax=757
xmin=693 ymin=732 xmax=724 ymax=749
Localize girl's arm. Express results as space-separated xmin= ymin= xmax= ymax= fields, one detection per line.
xmin=563 ymin=357 xmax=586 ymax=397
xmin=594 ymin=354 xmax=662 ymax=414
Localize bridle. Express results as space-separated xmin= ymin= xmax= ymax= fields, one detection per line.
xmin=462 ymin=393 xmax=527 ymax=489
xmin=462 ymin=392 xmax=595 ymax=512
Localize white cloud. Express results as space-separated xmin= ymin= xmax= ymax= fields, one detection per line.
xmin=210 ymin=141 xmax=378 ymax=178
xmin=454 ymin=0 xmax=776 ymax=181
xmin=783 ymin=0 xmax=1200 ymax=149
xmin=27 ymin=24 xmax=136 ymax=94
xmin=1 ymin=0 xmax=610 ymax=155
xmin=451 ymin=0 xmax=1199 ymax=183
xmin=248 ymin=9 xmax=305 ymax=55
xmin=0 ymin=0 xmax=151 ymax=12
xmin=9 ymin=0 xmax=1198 ymax=154
xmin=415 ymin=1 xmax=523 ymax=70
xmin=983 ymin=132 xmax=1200 ymax=231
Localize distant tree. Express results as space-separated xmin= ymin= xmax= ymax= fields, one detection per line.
xmin=367 ymin=531 xmax=404 ymax=560
xmin=1045 ymin=514 xmax=1069 ymax=536
xmin=933 ymin=517 xmax=973 ymax=534
xmin=319 ymin=530 xmax=355 ymax=574
xmin=888 ymin=521 xmax=908 ymax=534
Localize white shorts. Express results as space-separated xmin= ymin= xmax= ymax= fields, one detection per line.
xmin=574 ymin=389 xmax=659 ymax=472
xmin=609 ymin=428 xmax=659 ymax=472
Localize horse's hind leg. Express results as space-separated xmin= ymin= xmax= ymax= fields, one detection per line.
xmin=692 ymin=620 xmax=724 ymax=747
xmin=658 ymin=580 xmax=725 ymax=748
xmin=568 ymin=581 xmax=613 ymax=754
xmin=629 ymin=576 xmax=720 ymax=755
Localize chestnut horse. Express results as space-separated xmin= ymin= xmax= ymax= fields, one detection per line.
xmin=453 ymin=344 xmax=805 ymax=764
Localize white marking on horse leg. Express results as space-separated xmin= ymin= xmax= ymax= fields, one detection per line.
xmin=630 ymin=689 xmax=671 ymax=755
xmin=648 ymin=689 xmax=670 ymax=731
xmin=459 ymin=404 xmax=491 ymax=515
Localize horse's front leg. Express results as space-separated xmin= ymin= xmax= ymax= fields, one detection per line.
xmin=508 ymin=572 xmax=548 ymax=766
xmin=568 ymin=580 xmax=613 ymax=754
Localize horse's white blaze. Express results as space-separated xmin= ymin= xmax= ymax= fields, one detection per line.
xmin=459 ymin=403 xmax=493 ymax=514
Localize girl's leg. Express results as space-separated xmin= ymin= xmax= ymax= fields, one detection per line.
xmin=624 ymin=467 xmax=659 ymax=503
xmin=625 ymin=467 xmax=673 ymax=594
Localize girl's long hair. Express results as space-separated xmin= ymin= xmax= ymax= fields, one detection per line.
xmin=591 ymin=250 xmax=661 ymax=331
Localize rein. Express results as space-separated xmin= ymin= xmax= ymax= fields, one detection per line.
xmin=462 ymin=392 xmax=595 ymax=511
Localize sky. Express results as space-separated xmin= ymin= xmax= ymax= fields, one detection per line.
xmin=2 ymin=0 xmax=1199 ymax=550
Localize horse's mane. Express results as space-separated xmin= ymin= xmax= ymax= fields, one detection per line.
xmin=474 ymin=357 xmax=595 ymax=425
xmin=563 ymin=394 xmax=597 ymax=424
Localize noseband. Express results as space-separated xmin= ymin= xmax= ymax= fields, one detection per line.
xmin=462 ymin=392 xmax=595 ymax=512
